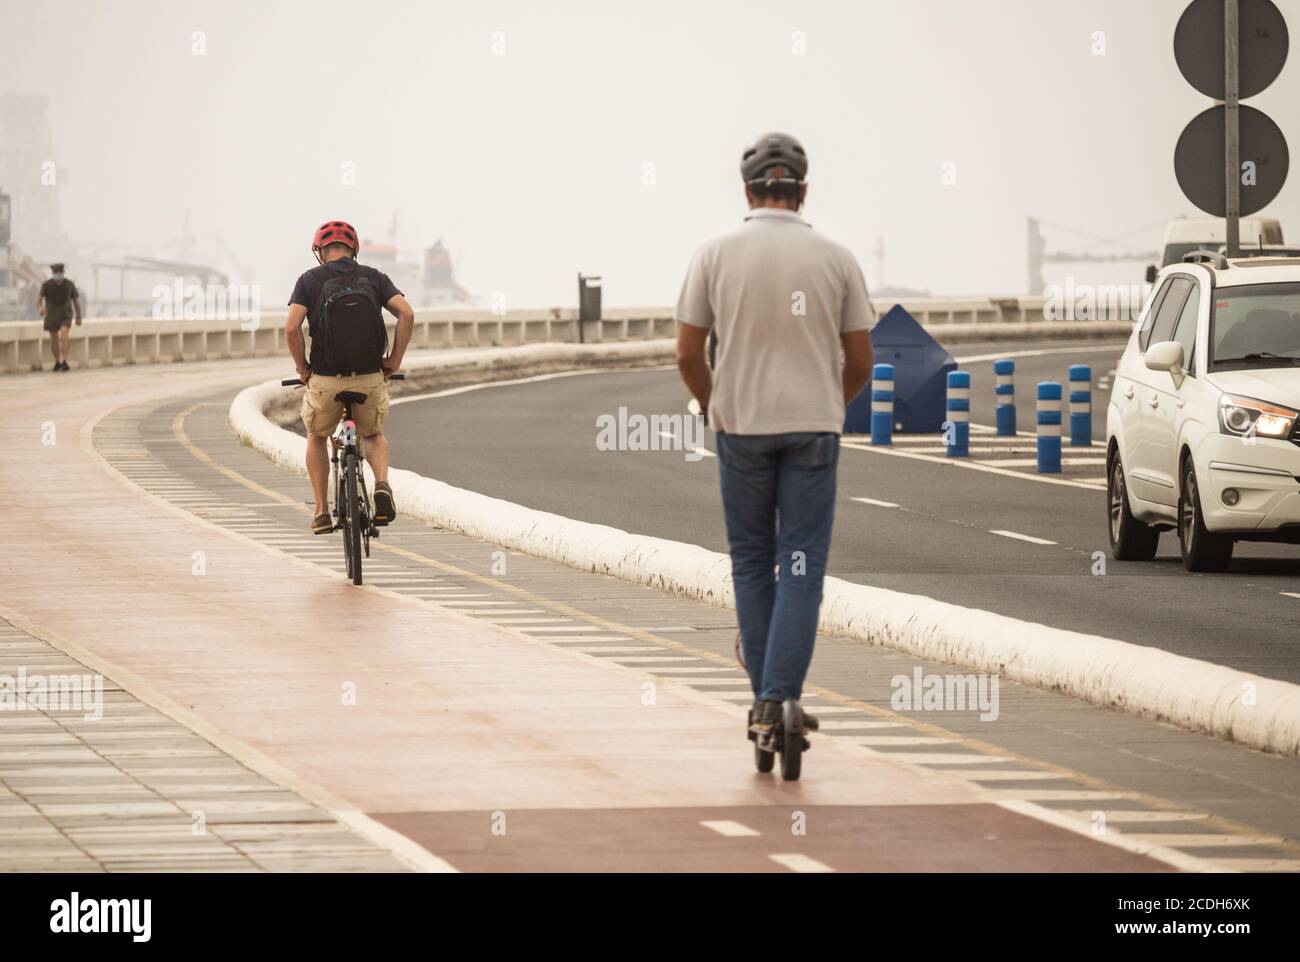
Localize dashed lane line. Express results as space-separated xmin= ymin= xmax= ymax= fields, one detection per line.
xmin=701 ymin=820 xmax=761 ymax=838
xmin=989 ymin=530 xmax=1058 ymax=546
xmin=769 ymin=854 xmax=835 ymax=873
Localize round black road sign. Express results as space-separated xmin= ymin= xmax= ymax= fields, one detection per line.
xmin=1175 ymin=0 xmax=1288 ymax=99
xmin=1175 ymin=103 xmax=1289 ymax=216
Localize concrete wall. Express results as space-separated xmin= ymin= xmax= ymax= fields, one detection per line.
xmin=1 ymin=297 xmax=1068 ymax=374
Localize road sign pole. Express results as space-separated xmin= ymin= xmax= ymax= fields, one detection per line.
xmin=1225 ymin=0 xmax=1242 ymax=257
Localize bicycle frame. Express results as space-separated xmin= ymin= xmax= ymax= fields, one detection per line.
xmin=282 ymin=373 xmax=403 ymax=586
xmin=329 ymin=402 xmax=373 ymax=539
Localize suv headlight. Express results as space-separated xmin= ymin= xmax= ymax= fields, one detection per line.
xmin=1218 ymin=394 xmax=1299 ymax=439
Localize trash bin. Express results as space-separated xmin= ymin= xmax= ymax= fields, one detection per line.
xmin=577 ymin=273 xmax=601 ymax=343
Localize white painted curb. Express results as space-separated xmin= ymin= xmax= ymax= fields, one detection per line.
xmin=230 ymin=341 xmax=1300 ymax=757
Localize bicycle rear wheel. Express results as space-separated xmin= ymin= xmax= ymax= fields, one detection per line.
xmin=343 ymin=453 xmax=363 ymax=585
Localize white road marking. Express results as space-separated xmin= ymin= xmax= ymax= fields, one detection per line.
xmin=1208 ymin=858 xmax=1300 ymax=872
xmin=701 ymin=820 xmax=760 ymax=838
xmin=977 ymin=457 xmax=1107 ymax=467
xmin=994 ymin=800 xmax=1220 ymax=873
xmin=612 ymin=656 xmax=700 ymax=663
xmin=682 ymin=677 xmax=752 ymax=686
xmin=547 ymin=636 xmax=633 ymax=642
xmin=849 ymin=735 xmax=958 ymax=746
xmin=1121 ymin=833 xmax=1281 ymax=848
xmin=390 ymin=367 xmax=610 ymax=406
xmin=438 ymin=600 xmax=521 ymax=607
xmin=989 ymin=529 xmax=1058 ymax=545
xmin=520 ymin=625 xmax=607 ymax=633
xmin=943 ymin=769 xmax=1068 ymax=781
xmin=851 ymin=497 xmax=900 ymax=508
xmin=866 ymin=753 xmax=1011 ymax=765
xmin=841 ymin=440 xmax=1107 ymax=491
xmin=479 ymin=617 xmax=568 ymax=624
xmin=1281 ymin=593 xmax=1300 ymax=601
xmin=985 ymin=789 xmax=1131 ymax=801
xmin=954 ymin=344 xmax=1126 ymax=364
xmin=769 ymin=853 xmax=834 ymax=873
xmin=618 ymin=625 xmax=699 ymax=632
xmin=1055 ymin=810 xmax=1209 ymax=823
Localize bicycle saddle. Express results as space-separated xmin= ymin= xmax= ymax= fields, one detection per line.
xmin=334 ymin=390 xmax=369 ymax=405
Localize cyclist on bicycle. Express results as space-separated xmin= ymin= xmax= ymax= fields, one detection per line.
xmin=286 ymin=220 xmax=415 ymax=535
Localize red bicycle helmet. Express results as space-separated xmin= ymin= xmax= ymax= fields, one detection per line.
xmin=312 ymin=220 xmax=359 ymax=259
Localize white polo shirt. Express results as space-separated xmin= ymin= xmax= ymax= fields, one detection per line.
xmin=674 ymin=207 xmax=874 ymax=436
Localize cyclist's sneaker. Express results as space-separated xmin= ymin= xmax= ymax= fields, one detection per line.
xmin=373 ymin=482 xmax=397 ymax=525
xmin=311 ymin=512 xmax=333 ymax=535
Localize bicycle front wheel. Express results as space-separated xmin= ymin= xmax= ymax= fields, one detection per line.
xmin=343 ymin=453 xmax=363 ymax=585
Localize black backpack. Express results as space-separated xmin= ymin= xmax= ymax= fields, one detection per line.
xmin=44 ymin=279 xmax=72 ymax=307
xmin=312 ymin=269 xmax=387 ymax=373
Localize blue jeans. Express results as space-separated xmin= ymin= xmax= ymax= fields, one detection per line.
xmin=715 ymin=432 xmax=839 ymax=702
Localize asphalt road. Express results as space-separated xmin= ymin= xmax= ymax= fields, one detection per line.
xmin=386 ymin=339 xmax=1300 ymax=684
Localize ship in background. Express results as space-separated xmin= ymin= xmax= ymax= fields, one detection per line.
xmin=361 ymin=237 xmax=473 ymax=308
xmin=361 ymin=211 xmax=474 ymax=308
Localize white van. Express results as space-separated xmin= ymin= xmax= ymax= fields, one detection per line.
xmin=1148 ymin=218 xmax=1283 ymax=278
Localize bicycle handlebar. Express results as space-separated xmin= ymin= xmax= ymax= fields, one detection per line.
xmin=281 ymin=373 xmax=406 ymax=387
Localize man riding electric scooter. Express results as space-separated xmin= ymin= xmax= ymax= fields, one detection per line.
xmin=673 ymin=133 xmax=875 ymax=779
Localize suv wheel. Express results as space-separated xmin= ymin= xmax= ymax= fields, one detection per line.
xmin=1107 ymin=449 xmax=1159 ymax=561
xmin=1178 ymin=459 xmax=1233 ymax=572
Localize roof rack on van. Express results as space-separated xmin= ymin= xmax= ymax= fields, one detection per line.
xmin=1182 ymin=250 xmax=1229 ymax=269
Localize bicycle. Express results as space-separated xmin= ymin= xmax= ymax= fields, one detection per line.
xmin=282 ymin=373 xmax=404 ymax=585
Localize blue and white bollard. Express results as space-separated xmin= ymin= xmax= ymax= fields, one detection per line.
xmin=1037 ymin=381 xmax=1062 ymax=474
xmin=994 ymin=358 xmax=1016 ymax=436
xmin=870 ymin=363 xmax=895 ymax=446
xmin=946 ymin=370 xmax=970 ymax=457
xmin=1068 ymin=364 xmax=1092 ymax=447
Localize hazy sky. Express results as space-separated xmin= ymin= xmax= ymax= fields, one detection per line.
xmin=4 ymin=0 xmax=1300 ymax=307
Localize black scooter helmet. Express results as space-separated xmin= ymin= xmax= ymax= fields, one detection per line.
xmin=740 ymin=132 xmax=808 ymax=184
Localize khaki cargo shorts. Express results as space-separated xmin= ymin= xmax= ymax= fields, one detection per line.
xmin=301 ymin=371 xmax=389 ymax=438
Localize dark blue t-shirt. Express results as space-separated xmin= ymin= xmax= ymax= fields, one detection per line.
xmin=288 ymin=257 xmax=402 ymax=371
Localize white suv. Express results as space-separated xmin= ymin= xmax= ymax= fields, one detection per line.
xmin=1107 ymin=253 xmax=1300 ymax=571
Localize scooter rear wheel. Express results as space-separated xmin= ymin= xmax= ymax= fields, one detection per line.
xmin=779 ymin=701 xmax=805 ymax=782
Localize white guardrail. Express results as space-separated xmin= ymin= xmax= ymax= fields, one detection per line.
xmin=229 ymin=341 xmax=1300 ymax=757
xmin=1 ymin=297 xmax=1129 ymax=375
